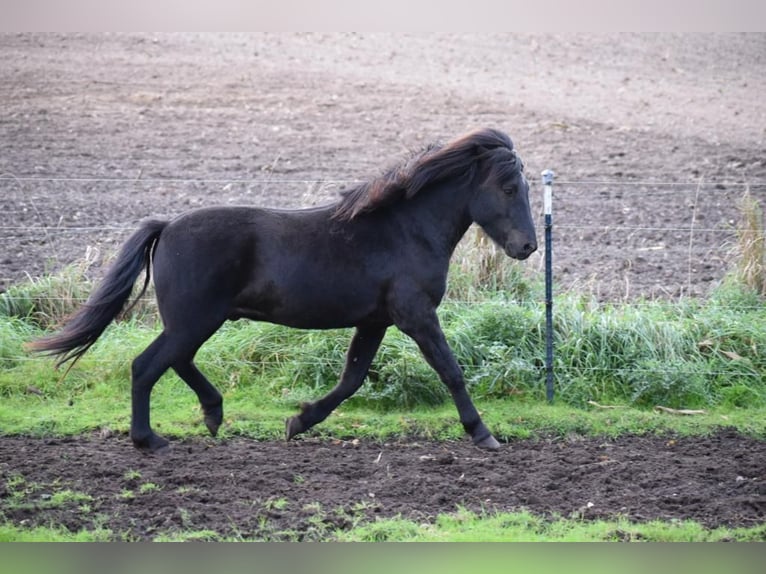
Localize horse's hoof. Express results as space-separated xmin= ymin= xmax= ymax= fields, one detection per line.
xmin=474 ymin=434 xmax=501 ymax=450
xmin=132 ymin=432 xmax=170 ymax=454
xmin=151 ymin=443 xmax=171 ymax=456
xmin=204 ymin=413 xmax=222 ymax=437
xmin=285 ymin=416 xmax=304 ymax=442
xmin=202 ymin=402 xmax=223 ymax=437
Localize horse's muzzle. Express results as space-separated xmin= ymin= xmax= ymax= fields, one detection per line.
xmin=505 ymin=240 xmax=537 ymax=260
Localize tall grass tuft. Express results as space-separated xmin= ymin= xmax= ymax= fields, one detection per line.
xmin=447 ymin=226 xmax=539 ymax=302
xmin=0 ymin=256 xmax=96 ymax=328
xmin=0 ymin=318 xmax=38 ymax=370
xmin=735 ymin=188 xmax=765 ymax=296
xmin=0 ymin=252 xmax=157 ymax=329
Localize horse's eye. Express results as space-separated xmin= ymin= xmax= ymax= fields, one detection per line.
xmin=503 ymin=186 xmax=515 ymax=195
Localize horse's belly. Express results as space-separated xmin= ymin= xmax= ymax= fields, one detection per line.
xmin=232 ymin=286 xmax=386 ymax=329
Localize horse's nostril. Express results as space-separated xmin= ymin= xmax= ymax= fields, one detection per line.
xmin=525 ymin=242 xmax=537 ymax=253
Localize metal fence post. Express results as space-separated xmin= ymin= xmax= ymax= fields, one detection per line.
xmin=541 ymin=169 xmax=555 ymax=403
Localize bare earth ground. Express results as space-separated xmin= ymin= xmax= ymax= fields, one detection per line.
xmin=1 ymin=430 xmax=764 ymax=540
xmin=1 ymin=34 xmax=765 ymax=538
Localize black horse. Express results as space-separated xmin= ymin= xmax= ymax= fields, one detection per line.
xmin=30 ymin=128 xmax=537 ymax=452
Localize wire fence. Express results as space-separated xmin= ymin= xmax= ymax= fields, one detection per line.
xmin=1 ymin=174 xmax=764 ymax=396
xmin=1 ymin=174 xmax=762 ymax=297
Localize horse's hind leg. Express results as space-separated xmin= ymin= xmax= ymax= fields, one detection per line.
xmin=286 ymin=324 xmax=387 ymax=441
xmin=131 ymin=315 xmax=227 ymax=452
xmin=172 ymin=362 xmax=223 ymax=437
xmin=130 ymin=332 xmax=178 ymax=452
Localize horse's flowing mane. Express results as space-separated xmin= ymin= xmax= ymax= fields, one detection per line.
xmin=333 ymin=128 xmax=515 ymax=221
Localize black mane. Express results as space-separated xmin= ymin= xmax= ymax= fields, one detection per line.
xmin=333 ymin=128 xmax=516 ymax=221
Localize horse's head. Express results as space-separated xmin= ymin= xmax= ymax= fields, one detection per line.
xmin=469 ymin=143 xmax=537 ymax=260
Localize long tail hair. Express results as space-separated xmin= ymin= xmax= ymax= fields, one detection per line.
xmin=27 ymin=219 xmax=168 ymax=368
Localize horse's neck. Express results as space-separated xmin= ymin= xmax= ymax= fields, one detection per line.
xmin=398 ymin=180 xmax=474 ymax=256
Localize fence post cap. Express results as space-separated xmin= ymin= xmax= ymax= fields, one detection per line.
xmin=541 ymin=169 xmax=555 ymax=185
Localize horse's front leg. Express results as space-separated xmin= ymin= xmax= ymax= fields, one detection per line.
xmin=286 ymin=324 xmax=387 ymax=441
xmin=392 ymin=301 xmax=500 ymax=450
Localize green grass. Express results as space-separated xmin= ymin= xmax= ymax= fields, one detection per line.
xmin=334 ymin=508 xmax=766 ymax=542
xmin=0 ymin=523 xmax=113 ymax=542
xmin=1 ymin=509 xmax=763 ymax=542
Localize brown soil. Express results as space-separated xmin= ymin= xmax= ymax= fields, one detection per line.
xmin=1 ymin=430 xmax=764 ymax=540
xmin=2 ymin=34 xmax=765 ymax=299
xmin=1 ymin=34 xmax=765 ymax=539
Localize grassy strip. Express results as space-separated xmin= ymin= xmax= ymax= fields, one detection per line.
xmin=0 ymin=523 xmax=113 ymax=542
xmin=2 ymin=510 xmax=764 ymax=542
xmin=336 ymin=509 xmax=766 ymax=542
xmin=1 ymin=272 xmax=765 ymax=441
xmin=4 ymin=387 xmax=765 ymax=445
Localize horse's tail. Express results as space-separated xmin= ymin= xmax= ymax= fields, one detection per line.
xmin=27 ymin=219 xmax=168 ymax=368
